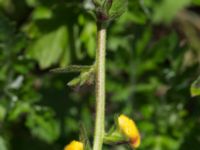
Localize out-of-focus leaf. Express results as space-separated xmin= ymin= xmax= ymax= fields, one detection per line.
xmin=8 ymin=102 xmax=30 ymax=121
xmin=59 ymin=42 xmax=71 ymax=67
xmin=139 ymin=121 xmax=155 ymax=133
xmin=192 ymin=0 xmax=200 ymax=5
xmin=26 ymin=0 xmax=39 ymax=7
xmin=153 ymin=135 xmax=179 ymax=150
xmin=27 ymin=26 xmax=68 ymax=69
xmin=0 ymin=14 xmax=13 ymax=42
xmin=191 ymin=76 xmax=200 ymax=97
xmin=8 ymin=75 xmax=24 ymax=89
xmin=153 ymin=0 xmax=191 ymax=23
xmin=106 ymin=79 xmax=132 ymax=102
xmin=118 ymin=11 xmax=146 ymax=25
xmin=0 ymin=105 xmax=6 ymax=121
xmin=26 ymin=111 xmax=60 ymax=143
xmin=80 ymin=23 xmax=96 ymax=58
xmin=135 ymin=27 xmax=152 ymax=56
xmin=32 ymin=6 xmax=53 ymax=20
xmin=0 ymin=137 xmax=7 ymax=150
xmin=122 ymin=1 xmax=147 ymax=24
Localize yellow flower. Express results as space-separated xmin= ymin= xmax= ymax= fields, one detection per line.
xmin=118 ymin=114 xmax=140 ymax=148
xmin=64 ymin=140 xmax=84 ymax=150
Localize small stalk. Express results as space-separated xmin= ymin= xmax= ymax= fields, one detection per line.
xmin=93 ymin=23 xmax=107 ymax=150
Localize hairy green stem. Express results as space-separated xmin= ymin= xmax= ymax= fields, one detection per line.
xmin=93 ymin=24 xmax=107 ymax=150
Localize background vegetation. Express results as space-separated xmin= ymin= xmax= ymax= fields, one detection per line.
xmin=0 ymin=0 xmax=200 ymax=150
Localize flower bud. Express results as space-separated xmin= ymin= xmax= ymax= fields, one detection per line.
xmin=64 ymin=140 xmax=84 ymax=150
xmin=118 ymin=114 xmax=140 ymax=148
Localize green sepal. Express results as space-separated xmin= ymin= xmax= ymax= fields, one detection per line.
xmin=79 ymin=124 xmax=92 ymax=150
xmin=104 ymin=130 xmax=127 ymax=145
xmin=191 ymin=76 xmax=200 ymax=97
xmin=103 ymin=114 xmax=128 ymax=145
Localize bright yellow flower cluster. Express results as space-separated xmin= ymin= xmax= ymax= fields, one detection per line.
xmin=118 ymin=114 xmax=141 ymax=148
xmin=64 ymin=140 xmax=84 ymax=150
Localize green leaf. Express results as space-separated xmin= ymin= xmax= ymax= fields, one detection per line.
xmin=50 ymin=65 xmax=91 ymax=73
xmin=109 ymin=0 xmax=128 ymax=19
xmin=191 ymin=76 xmax=200 ymax=97
xmin=27 ymin=26 xmax=68 ymax=69
xmin=103 ymin=0 xmax=113 ymax=14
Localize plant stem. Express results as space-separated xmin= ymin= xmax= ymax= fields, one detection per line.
xmin=93 ymin=24 xmax=107 ymax=150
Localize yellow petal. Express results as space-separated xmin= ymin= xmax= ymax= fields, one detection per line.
xmin=64 ymin=140 xmax=84 ymax=150
xmin=118 ymin=114 xmax=140 ymax=148
xmin=130 ymin=135 xmax=140 ymax=148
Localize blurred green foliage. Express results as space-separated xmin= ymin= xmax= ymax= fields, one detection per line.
xmin=0 ymin=0 xmax=200 ymax=150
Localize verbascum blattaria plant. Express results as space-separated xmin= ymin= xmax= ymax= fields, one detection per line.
xmin=51 ymin=0 xmax=141 ymax=149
